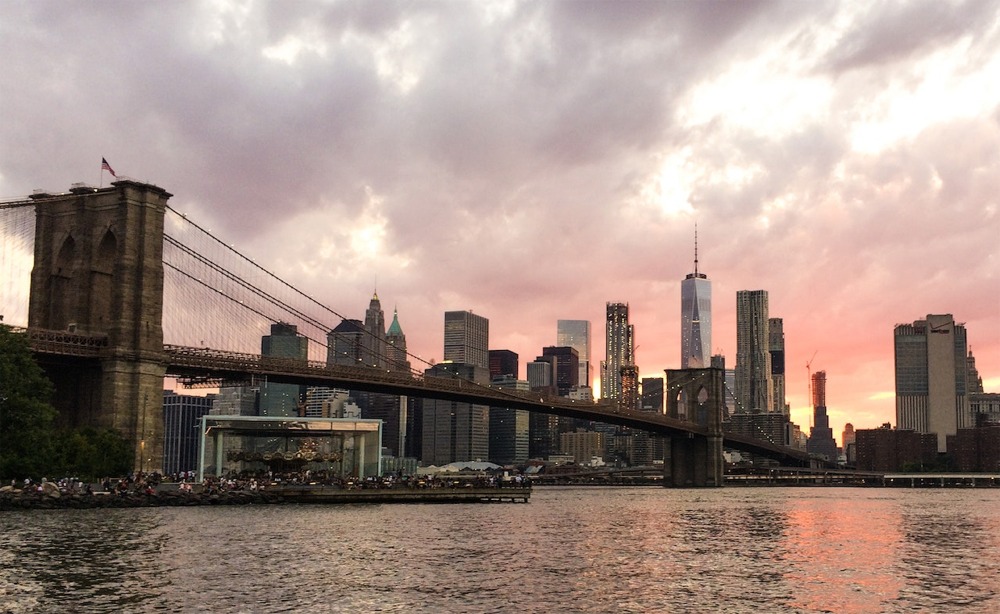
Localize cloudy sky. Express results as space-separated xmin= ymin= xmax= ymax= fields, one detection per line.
xmin=2 ymin=1 xmax=998 ymax=443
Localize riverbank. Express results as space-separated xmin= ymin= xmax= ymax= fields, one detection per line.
xmin=0 ymin=485 xmax=531 ymax=510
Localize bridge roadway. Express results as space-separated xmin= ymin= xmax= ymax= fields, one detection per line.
xmin=20 ymin=327 xmax=811 ymax=465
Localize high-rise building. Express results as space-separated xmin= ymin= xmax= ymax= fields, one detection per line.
xmin=735 ymin=290 xmax=772 ymax=414
xmin=444 ymin=311 xmax=489 ymax=370
xmin=362 ymin=291 xmax=387 ymax=368
xmin=328 ymin=319 xmax=364 ymax=366
xmin=769 ymin=317 xmax=788 ymax=414
xmin=385 ymin=307 xmax=410 ymax=373
xmin=488 ymin=375 xmax=530 ymax=465
xmin=541 ymin=346 xmax=580 ymax=397
xmin=806 ymin=371 xmax=837 ymax=461
xmin=211 ymin=386 xmax=257 ymax=416
xmin=680 ymin=228 xmax=711 ymax=369
xmin=421 ymin=362 xmax=490 ymax=464
xmin=557 ymin=320 xmax=592 ymax=387
xmin=603 ymin=302 xmax=634 ymax=402
xmin=620 ymin=364 xmax=640 ymax=412
xmin=259 ymin=322 xmax=307 ymax=417
xmin=895 ymin=313 xmax=974 ymax=452
xmin=640 ymin=377 xmax=664 ymax=413
xmin=489 ymin=350 xmax=519 ymax=379
xmin=163 ymin=390 xmax=215 ymax=475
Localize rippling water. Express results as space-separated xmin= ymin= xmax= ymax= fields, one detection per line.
xmin=2 ymin=487 xmax=999 ymax=613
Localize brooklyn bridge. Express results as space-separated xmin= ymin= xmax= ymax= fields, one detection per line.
xmin=0 ymin=179 xmax=815 ymax=486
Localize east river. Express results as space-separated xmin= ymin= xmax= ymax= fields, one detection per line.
xmin=2 ymin=486 xmax=999 ymax=613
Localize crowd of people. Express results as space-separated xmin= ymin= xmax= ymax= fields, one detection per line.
xmin=7 ymin=468 xmax=532 ymax=497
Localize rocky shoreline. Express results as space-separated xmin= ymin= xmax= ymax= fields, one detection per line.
xmin=0 ymin=484 xmax=532 ymax=510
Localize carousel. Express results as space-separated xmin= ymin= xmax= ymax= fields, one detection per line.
xmin=198 ymin=415 xmax=383 ymax=480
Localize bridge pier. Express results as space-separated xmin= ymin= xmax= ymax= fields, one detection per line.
xmin=662 ymin=368 xmax=725 ymax=487
xmin=29 ymin=181 xmax=171 ymax=473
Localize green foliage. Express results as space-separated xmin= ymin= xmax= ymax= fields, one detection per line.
xmin=0 ymin=325 xmax=58 ymax=479
xmin=0 ymin=325 xmax=135 ymax=480
xmin=56 ymin=427 xmax=134 ymax=480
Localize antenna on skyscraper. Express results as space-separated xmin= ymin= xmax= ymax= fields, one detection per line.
xmin=693 ymin=222 xmax=699 ymax=277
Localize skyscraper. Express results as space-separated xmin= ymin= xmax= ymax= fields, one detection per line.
xmin=444 ymin=310 xmax=489 ymax=370
xmin=557 ymin=320 xmax=592 ymax=388
xmin=735 ymin=290 xmax=773 ymax=414
xmin=895 ymin=314 xmax=973 ymax=452
xmin=489 ymin=349 xmax=519 ymax=379
xmin=259 ymin=322 xmax=307 ymax=417
xmin=680 ymin=228 xmax=711 ymax=369
xmin=603 ymin=302 xmax=634 ymax=401
xmin=328 ymin=319 xmax=364 ymax=366
xmin=421 ymin=362 xmax=490 ymax=464
xmin=163 ymin=390 xmax=215 ymax=475
xmin=385 ymin=307 xmax=410 ymax=374
xmin=541 ymin=346 xmax=580 ymax=397
xmin=362 ymin=291 xmax=387 ymax=368
xmin=769 ymin=317 xmax=788 ymax=414
xmin=807 ymin=370 xmax=838 ymax=461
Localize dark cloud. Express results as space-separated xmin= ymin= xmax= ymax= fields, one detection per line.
xmin=1 ymin=0 xmax=998 ymax=440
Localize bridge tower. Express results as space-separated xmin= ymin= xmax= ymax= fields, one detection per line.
xmin=28 ymin=180 xmax=171 ymax=473
xmin=663 ymin=367 xmax=725 ymax=487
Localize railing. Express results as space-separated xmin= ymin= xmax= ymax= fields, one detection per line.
xmin=19 ymin=326 xmax=108 ymax=357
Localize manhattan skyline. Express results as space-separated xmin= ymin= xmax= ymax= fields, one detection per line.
xmin=1 ymin=1 xmax=998 ymax=443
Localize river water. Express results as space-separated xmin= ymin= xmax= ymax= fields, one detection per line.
xmin=1 ymin=486 xmax=998 ymax=613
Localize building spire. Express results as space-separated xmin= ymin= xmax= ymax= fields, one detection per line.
xmin=693 ymin=222 xmax=699 ymax=277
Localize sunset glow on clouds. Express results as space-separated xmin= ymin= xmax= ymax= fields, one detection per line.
xmin=1 ymin=1 xmax=998 ymax=443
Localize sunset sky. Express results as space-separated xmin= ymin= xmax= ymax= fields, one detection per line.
xmin=1 ymin=1 xmax=998 ymax=444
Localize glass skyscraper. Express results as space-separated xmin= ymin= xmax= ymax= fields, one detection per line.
xmin=557 ymin=319 xmax=592 ymax=388
xmin=680 ymin=231 xmax=711 ymax=369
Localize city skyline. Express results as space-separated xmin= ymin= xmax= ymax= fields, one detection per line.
xmin=1 ymin=2 xmax=998 ymax=446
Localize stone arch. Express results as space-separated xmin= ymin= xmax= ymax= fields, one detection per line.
xmin=49 ymin=234 xmax=77 ymax=329
xmin=89 ymin=228 xmax=118 ymax=330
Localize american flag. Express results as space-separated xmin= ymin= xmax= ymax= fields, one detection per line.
xmin=101 ymin=157 xmax=116 ymax=177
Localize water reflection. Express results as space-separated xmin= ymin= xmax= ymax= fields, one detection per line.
xmin=1 ymin=488 xmax=999 ymax=613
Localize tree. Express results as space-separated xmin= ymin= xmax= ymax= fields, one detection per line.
xmin=0 ymin=325 xmax=58 ymax=480
xmin=56 ymin=427 xmax=133 ymax=480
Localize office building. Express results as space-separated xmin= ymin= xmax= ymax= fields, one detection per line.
xmin=385 ymin=307 xmax=410 ymax=373
xmin=444 ymin=310 xmax=489 ymax=370
xmin=735 ymin=290 xmax=773 ymax=414
xmin=362 ymin=291 xmax=387 ymax=368
xmin=680 ymin=229 xmax=711 ymax=368
xmin=421 ymin=362 xmax=490 ymax=464
xmin=489 ymin=349 xmax=519 ymax=379
xmin=163 ymin=390 xmax=216 ymax=475
xmin=259 ymin=322 xmax=307 ymax=417
xmin=769 ymin=317 xmax=788 ymax=414
xmin=557 ymin=319 xmax=592 ymax=387
xmin=541 ymin=346 xmax=579 ymax=396
xmin=641 ymin=377 xmax=664 ymax=413
xmin=328 ymin=319 xmax=364 ymax=366
xmin=560 ymin=430 xmax=606 ymax=465
xmin=603 ymin=302 xmax=634 ymax=402
xmin=488 ymin=375 xmax=530 ymax=465
xmin=211 ymin=386 xmax=257 ymax=416
xmin=895 ymin=314 xmax=974 ymax=452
